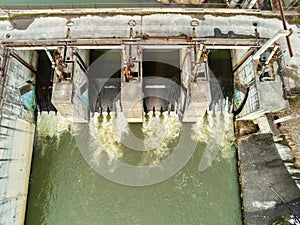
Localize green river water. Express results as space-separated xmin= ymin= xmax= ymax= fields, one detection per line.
xmin=25 ymin=115 xmax=242 ymax=225
xmin=24 ymin=45 xmax=242 ymax=225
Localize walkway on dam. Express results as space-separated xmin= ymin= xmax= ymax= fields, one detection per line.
xmin=0 ymin=8 xmax=299 ymax=96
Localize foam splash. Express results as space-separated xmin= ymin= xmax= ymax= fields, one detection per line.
xmin=37 ymin=112 xmax=72 ymax=138
xmin=89 ymin=112 xmax=129 ymax=163
xmin=141 ymin=111 xmax=181 ymax=165
xmin=192 ymin=98 xmax=235 ymax=171
xmin=36 ymin=112 xmax=73 ymax=156
xmin=89 ymin=109 xmax=181 ymax=165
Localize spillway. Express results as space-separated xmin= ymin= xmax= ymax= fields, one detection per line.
xmin=1 ymin=6 xmax=300 ymax=224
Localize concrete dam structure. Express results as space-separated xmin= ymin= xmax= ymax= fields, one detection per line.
xmin=48 ymin=43 xmax=211 ymax=123
xmin=0 ymin=1 xmax=300 ymax=224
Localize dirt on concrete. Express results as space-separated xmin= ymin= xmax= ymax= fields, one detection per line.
xmin=237 ymin=133 xmax=300 ymax=225
xmin=275 ymin=99 xmax=300 ymax=168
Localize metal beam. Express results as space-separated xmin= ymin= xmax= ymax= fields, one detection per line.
xmin=252 ymin=30 xmax=290 ymax=60
xmin=246 ymin=0 xmax=258 ymax=9
xmin=9 ymin=50 xmax=37 ymax=74
xmin=44 ymin=47 xmax=55 ymax=65
xmin=233 ymin=47 xmax=255 ymax=73
xmin=72 ymin=49 xmax=88 ymax=71
xmin=2 ymin=37 xmax=267 ymax=50
xmin=278 ymin=0 xmax=293 ymax=57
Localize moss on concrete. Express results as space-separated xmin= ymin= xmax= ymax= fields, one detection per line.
xmin=2 ymin=8 xmax=295 ymax=22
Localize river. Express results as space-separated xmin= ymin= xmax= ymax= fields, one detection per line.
xmin=25 ymin=48 xmax=242 ymax=224
xmin=25 ymin=113 xmax=241 ymax=225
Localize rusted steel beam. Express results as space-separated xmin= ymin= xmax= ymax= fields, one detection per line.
xmin=0 ymin=47 xmax=9 ymax=111
xmin=278 ymin=0 xmax=293 ymax=57
xmin=232 ymin=48 xmax=255 ymax=73
xmin=9 ymin=50 xmax=37 ymax=74
xmin=72 ymin=48 xmax=88 ymax=70
xmin=1 ymin=37 xmax=268 ymax=49
xmin=252 ymin=30 xmax=290 ymax=60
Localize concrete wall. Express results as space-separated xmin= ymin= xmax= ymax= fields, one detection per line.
xmin=51 ymin=49 xmax=89 ymax=123
xmin=72 ymin=49 xmax=89 ymax=122
xmin=233 ymin=51 xmax=261 ymax=120
xmin=0 ymin=49 xmax=38 ymax=225
xmin=233 ymin=49 xmax=289 ymax=120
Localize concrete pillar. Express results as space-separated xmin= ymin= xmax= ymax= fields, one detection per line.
xmin=51 ymin=49 xmax=89 ymax=123
xmin=121 ymin=45 xmax=143 ymax=122
xmin=182 ymin=81 xmax=211 ymax=122
xmin=121 ymin=81 xmax=143 ymax=123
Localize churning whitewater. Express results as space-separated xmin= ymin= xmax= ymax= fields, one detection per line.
xmin=36 ymin=97 xmax=234 ymax=172
xmin=86 ymin=98 xmax=234 ymax=170
xmin=89 ymin=111 xmax=182 ymax=165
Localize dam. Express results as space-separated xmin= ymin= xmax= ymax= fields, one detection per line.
xmin=1 ymin=1 xmax=300 ymax=224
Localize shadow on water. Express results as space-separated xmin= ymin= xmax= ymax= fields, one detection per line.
xmin=35 ymin=51 xmax=57 ymax=113
xmin=208 ymin=49 xmax=234 ymax=105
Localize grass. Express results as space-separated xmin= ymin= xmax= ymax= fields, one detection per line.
xmin=289 ymin=97 xmax=300 ymax=103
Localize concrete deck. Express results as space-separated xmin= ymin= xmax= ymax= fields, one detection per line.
xmin=0 ymin=9 xmax=298 ymax=96
xmin=238 ymin=133 xmax=300 ymax=224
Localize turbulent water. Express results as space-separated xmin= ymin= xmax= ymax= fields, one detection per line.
xmin=89 ymin=111 xmax=182 ymax=165
xmin=192 ymin=98 xmax=235 ymax=171
xmin=26 ymin=104 xmax=242 ymax=225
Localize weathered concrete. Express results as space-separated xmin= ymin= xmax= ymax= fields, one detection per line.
xmin=233 ymin=48 xmax=290 ymax=121
xmin=4 ymin=119 xmax=35 ymax=225
xmin=275 ymin=100 xmax=300 ymax=181
xmin=182 ymin=81 xmax=211 ymax=122
xmin=238 ymin=133 xmax=300 ymax=224
xmin=51 ymin=49 xmax=89 ymax=123
xmin=121 ymin=80 xmax=143 ymax=122
xmin=0 ymin=8 xmax=299 ymax=225
xmin=0 ymin=10 xmax=298 ymax=96
xmin=0 ymin=49 xmax=37 ymax=225
xmin=156 ymin=0 xmax=206 ymax=6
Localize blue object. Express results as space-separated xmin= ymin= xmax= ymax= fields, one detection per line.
xmin=21 ymin=89 xmax=36 ymax=111
xmin=81 ymin=89 xmax=88 ymax=109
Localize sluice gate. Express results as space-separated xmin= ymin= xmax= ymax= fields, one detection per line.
xmin=50 ymin=44 xmax=211 ymax=123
